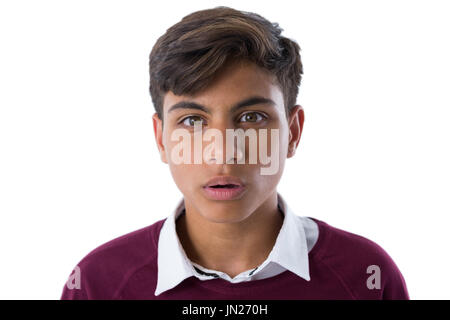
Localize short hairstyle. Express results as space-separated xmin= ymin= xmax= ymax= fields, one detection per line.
xmin=149 ymin=6 xmax=303 ymax=122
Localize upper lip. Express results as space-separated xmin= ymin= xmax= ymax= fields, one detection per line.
xmin=203 ymin=176 xmax=245 ymax=188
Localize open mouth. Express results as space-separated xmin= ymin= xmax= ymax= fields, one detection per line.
xmin=203 ymin=183 xmax=246 ymax=200
xmin=208 ymin=184 xmax=240 ymax=189
xmin=202 ymin=176 xmax=246 ymax=200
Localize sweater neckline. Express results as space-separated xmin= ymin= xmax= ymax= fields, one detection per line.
xmin=191 ymin=217 xmax=329 ymax=293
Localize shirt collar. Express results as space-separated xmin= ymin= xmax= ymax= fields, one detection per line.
xmin=154 ymin=192 xmax=311 ymax=296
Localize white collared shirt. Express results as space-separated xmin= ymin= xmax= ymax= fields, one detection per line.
xmin=154 ymin=192 xmax=319 ymax=296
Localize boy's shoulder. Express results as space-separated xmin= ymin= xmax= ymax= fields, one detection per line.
xmin=61 ymin=218 xmax=166 ymax=299
xmin=312 ymin=217 xmax=392 ymax=259
xmin=82 ymin=217 xmax=166 ymax=264
xmin=310 ymin=218 xmax=409 ymax=299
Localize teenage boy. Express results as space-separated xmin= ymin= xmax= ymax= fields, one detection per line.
xmin=61 ymin=6 xmax=409 ymax=300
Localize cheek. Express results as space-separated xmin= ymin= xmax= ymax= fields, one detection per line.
xmin=168 ymin=161 xmax=199 ymax=194
xmin=247 ymin=164 xmax=283 ymax=197
xmin=165 ymin=133 xmax=198 ymax=166
xmin=253 ymin=124 xmax=287 ymax=174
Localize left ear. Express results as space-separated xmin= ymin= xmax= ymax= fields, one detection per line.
xmin=287 ymin=105 xmax=305 ymax=158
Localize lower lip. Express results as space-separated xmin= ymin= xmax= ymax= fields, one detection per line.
xmin=202 ymin=185 xmax=246 ymax=200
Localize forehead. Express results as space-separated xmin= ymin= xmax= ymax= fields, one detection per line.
xmin=162 ymin=60 xmax=284 ymax=114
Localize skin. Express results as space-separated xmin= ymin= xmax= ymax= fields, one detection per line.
xmin=152 ymin=59 xmax=304 ymax=278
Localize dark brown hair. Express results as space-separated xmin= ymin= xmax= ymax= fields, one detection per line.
xmin=149 ymin=6 xmax=303 ymax=122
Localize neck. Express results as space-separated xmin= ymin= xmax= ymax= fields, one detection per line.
xmin=176 ymin=191 xmax=284 ymax=278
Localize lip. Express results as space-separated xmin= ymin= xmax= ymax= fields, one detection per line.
xmin=203 ymin=176 xmax=245 ymax=188
xmin=202 ymin=175 xmax=247 ymax=201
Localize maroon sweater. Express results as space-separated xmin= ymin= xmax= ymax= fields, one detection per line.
xmin=60 ymin=217 xmax=409 ymax=299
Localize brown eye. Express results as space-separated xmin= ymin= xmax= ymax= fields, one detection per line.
xmin=239 ymin=112 xmax=266 ymax=123
xmin=180 ymin=116 xmax=205 ymax=127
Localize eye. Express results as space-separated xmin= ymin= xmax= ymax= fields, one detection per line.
xmin=179 ymin=115 xmax=206 ymax=127
xmin=238 ymin=112 xmax=267 ymax=123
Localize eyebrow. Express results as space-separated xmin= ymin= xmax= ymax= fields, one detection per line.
xmin=167 ymin=96 xmax=276 ymax=115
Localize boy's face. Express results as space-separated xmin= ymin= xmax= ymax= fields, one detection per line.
xmin=152 ymin=59 xmax=304 ymax=223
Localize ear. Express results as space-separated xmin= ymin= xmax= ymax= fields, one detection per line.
xmin=152 ymin=113 xmax=168 ymax=164
xmin=287 ymin=105 xmax=305 ymax=158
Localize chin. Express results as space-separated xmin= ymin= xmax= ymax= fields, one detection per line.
xmin=200 ymin=205 xmax=250 ymax=224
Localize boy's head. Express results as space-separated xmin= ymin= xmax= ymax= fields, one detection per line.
xmin=149 ymin=6 xmax=305 ymax=223
xmin=149 ymin=6 xmax=303 ymax=124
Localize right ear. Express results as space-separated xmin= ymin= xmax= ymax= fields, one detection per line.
xmin=152 ymin=113 xmax=168 ymax=164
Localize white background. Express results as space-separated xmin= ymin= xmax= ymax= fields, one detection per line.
xmin=0 ymin=0 xmax=449 ymax=299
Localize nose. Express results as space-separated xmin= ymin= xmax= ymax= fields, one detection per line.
xmin=202 ymin=121 xmax=245 ymax=165
xmin=204 ymin=140 xmax=244 ymax=164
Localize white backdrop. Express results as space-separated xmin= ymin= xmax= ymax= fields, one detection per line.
xmin=0 ymin=0 xmax=449 ymax=299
